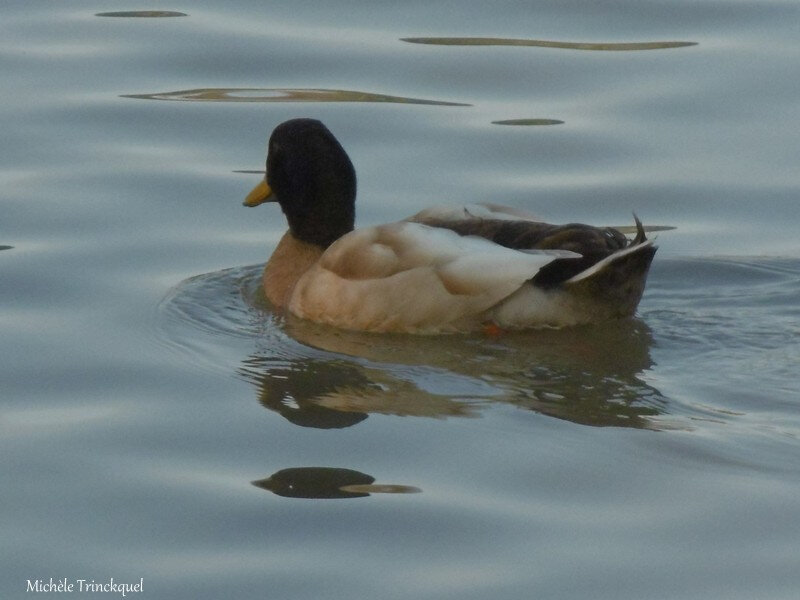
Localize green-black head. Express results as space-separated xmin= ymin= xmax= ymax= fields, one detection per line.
xmin=244 ymin=118 xmax=357 ymax=248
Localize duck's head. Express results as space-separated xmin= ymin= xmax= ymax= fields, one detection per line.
xmin=244 ymin=118 xmax=357 ymax=249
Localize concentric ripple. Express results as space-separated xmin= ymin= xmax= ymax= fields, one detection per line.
xmin=156 ymin=263 xmax=686 ymax=430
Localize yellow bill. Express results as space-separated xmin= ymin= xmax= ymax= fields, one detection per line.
xmin=243 ymin=179 xmax=273 ymax=207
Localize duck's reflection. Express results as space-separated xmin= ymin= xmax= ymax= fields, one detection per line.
xmin=238 ymin=356 xmax=479 ymax=428
xmin=239 ymin=358 xmax=370 ymax=428
xmin=239 ymin=313 xmax=668 ymax=430
xmin=253 ymin=467 xmax=421 ymax=499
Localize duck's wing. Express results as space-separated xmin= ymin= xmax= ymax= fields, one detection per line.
xmin=408 ymin=202 xmax=542 ymax=224
xmin=408 ymin=208 xmax=658 ymax=288
xmin=289 ymin=221 xmax=577 ymax=333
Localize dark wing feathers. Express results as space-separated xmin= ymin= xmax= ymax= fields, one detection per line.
xmin=418 ymin=218 xmax=640 ymax=288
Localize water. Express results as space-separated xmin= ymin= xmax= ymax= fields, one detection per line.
xmin=2 ymin=1 xmax=799 ymax=598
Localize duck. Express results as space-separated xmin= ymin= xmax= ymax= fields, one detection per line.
xmin=243 ymin=118 xmax=657 ymax=333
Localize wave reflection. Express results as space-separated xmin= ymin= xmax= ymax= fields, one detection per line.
xmin=123 ymin=88 xmax=470 ymax=106
xmin=95 ymin=11 xmax=187 ymax=18
xmin=492 ymin=119 xmax=564 ymax=126
xmin=402 ymin=37 xmax=697 ymax=51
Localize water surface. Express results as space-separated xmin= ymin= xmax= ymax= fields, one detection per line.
xmin=2 ymin=1 xmax=799 ymax=599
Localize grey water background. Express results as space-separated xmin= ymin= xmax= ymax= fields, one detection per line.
xmin=2 ymin=1 xmax=799 ymax=598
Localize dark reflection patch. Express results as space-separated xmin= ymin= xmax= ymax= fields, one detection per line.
xmin=492 ymin=119 xmax=564 ymax=126
xmin=253 ymin=467 xmax=421 ymax=499
xmin=95 ymin=11 xmax=187 ymax=18
xmin=402 ymin=37 xmax=697 ymax=51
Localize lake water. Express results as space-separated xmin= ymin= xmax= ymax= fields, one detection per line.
xmin=2 ymin=1 xmax=799 ymax=598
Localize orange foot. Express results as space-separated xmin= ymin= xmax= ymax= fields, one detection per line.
xmin=482 ymin=322 xmax=505 ymax=337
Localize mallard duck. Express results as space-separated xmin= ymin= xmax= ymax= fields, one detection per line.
xmin=243 ymin=118 xmax=656 ymax=333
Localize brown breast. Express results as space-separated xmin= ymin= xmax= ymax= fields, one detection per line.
xmin=263 ymin=231 xmax=324 ymax=308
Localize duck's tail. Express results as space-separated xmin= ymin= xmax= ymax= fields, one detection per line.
xmin=564 ymin=216 xmax=657 ymax=318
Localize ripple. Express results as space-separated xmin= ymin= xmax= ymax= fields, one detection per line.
xmin=157 ymin=256 xmax=800 ymax=437
xmin=492 ymin=119 xmax=564 ymax=126
xmin=157 ymin=265 xmax=670 ymax=430
xmin=95 ymin=11 xmax=188 ymax=18
xmin=641 ymin=256 xmax=800 ymax=434
xmin=123 ymin=88 xmax=470 ymax=106
xmin=402 ymin=37 xmax=698 ymax=51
